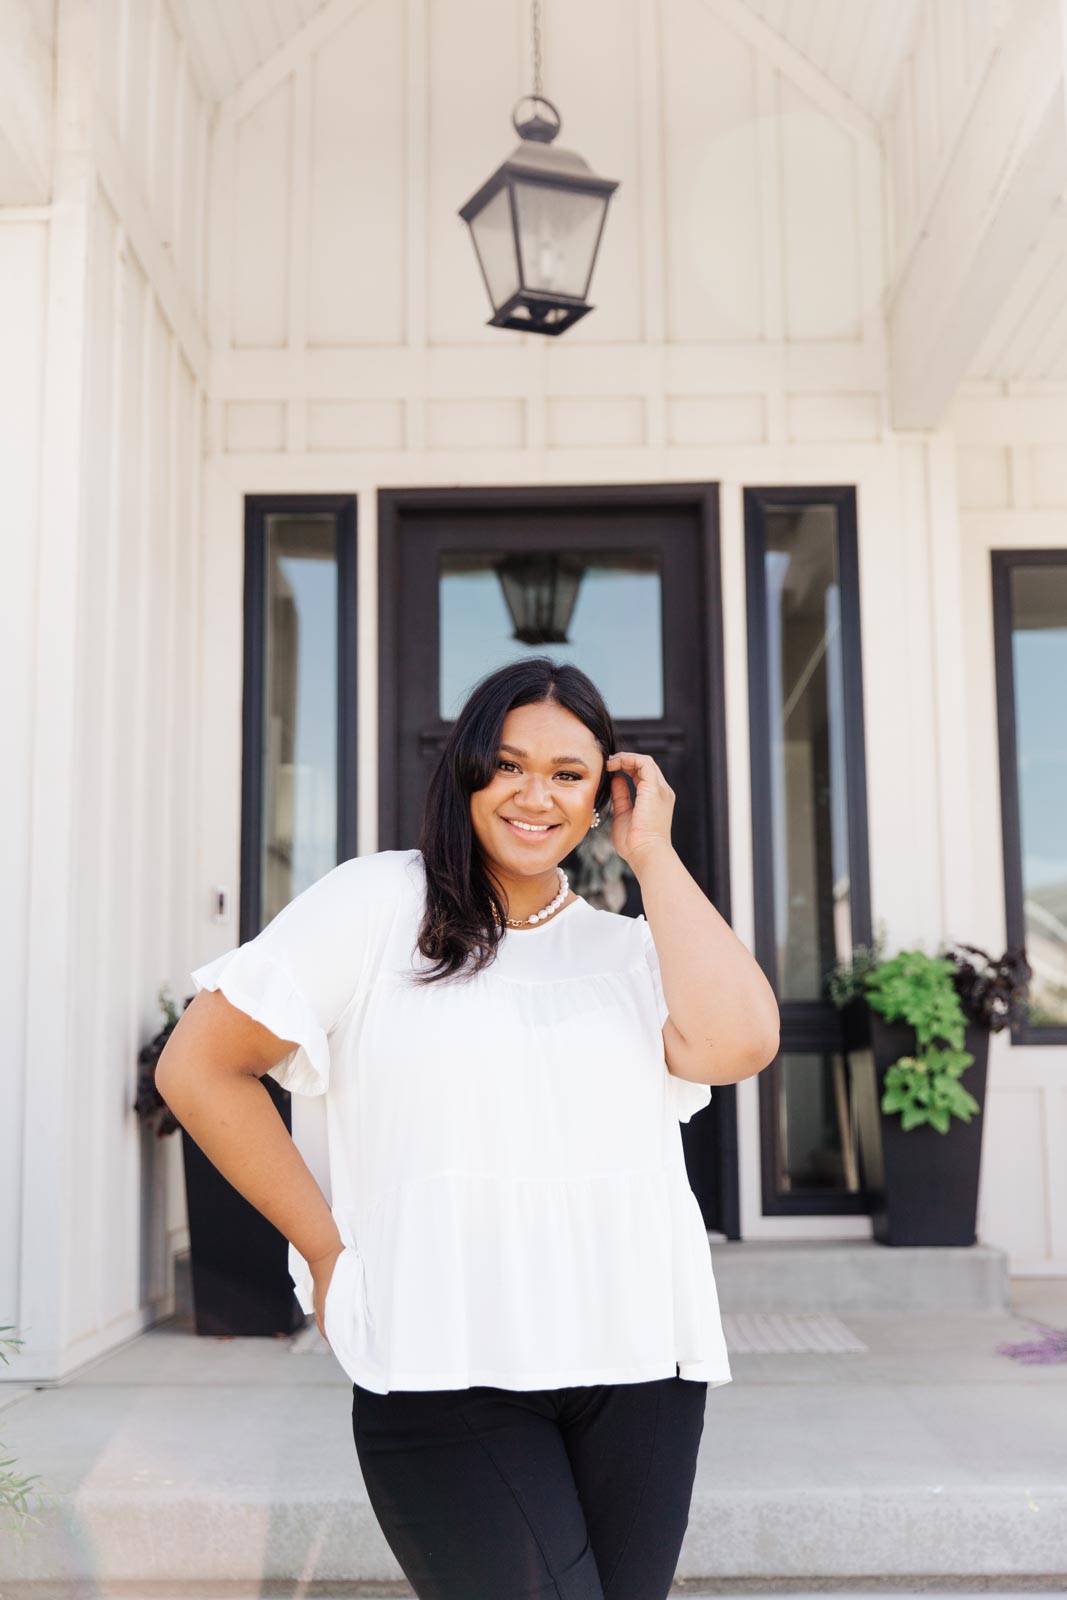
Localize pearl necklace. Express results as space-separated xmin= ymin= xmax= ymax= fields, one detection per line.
xmin=505 ymin=867 xmax=570 ymax=928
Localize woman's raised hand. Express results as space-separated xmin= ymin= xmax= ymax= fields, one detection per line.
xmin=604 ymin=751 xmax=676 ymax=870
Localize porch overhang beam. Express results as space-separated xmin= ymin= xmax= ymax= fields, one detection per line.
xmin=888 ymin=0 xmax=1067 ymax=431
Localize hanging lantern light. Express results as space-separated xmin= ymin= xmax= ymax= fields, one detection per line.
xmin=458 ymin=1 xmax=619 ymax=336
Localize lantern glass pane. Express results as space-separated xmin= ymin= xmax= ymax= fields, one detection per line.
xmin=513 ymin=180 xmax=607 ymax=298
xmin=468 ymin=185 xmax=520 ymax=310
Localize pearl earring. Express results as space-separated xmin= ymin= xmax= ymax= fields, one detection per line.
xmin=590 ymin=809 xmax=601 ymax=829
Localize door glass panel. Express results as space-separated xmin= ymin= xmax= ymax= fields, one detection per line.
xmin=763 ymin=504 xmax=852 ymax=1001
xmin=261 ymin=514 xmax=338 ymax=923
xmin=1009 ymin=563 xmax=1067 ymax=1024
xmin=439 ymin=549 xmax=664 ymax=720
xmin=775 ymin=1050 xmax=864 ymax=1194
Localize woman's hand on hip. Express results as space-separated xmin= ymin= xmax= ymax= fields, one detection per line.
xmin=309 ymin=1242 xmax=346 ymax=1348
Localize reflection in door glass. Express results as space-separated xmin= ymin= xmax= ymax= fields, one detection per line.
xmin=439 ymin=550 xmax=664 ymax=720
xmin=261 ymin=514 xmax=338 ymax=924
xmin=776 ymin=1051 xmax=862 ymax=1193
xmin=763 ymin=505 xmax=852 ymax=1001
xmin=1009 ymin=563 xmax=1067 ymax=1024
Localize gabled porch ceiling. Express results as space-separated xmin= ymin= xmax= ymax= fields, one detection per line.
xmin=177 ymin=0 xmax=923 ymax=117
xmin=887 ymin=0 xmax=1067 ymax=423
xmin=171 ymin=0 xmax=1067 ymax=410
xmin=739 ymin=0 xmax=924 ymax=118
xmin=169 ymin=0 xmax=336 ymax=104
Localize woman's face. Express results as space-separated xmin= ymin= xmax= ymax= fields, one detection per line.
xmin=469 ymin=700 xmax=605 ymax=886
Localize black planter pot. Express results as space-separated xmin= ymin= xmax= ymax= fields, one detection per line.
xmin=857 ymin=1010 xmax=991 ymax=1246
xmin=178 ymin=1078 xmax=305 ymax=1336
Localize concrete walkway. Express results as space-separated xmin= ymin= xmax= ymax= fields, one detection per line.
xmin=1 ymin=1275 xmax=1065 ymax=1594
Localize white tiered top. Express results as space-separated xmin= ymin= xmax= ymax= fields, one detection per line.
xmin=190 ymin=848 xmax=732 ymax=1395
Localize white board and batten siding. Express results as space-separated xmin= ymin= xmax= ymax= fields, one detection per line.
xmin=4 ymin=0 xmax=212 ymax=1374
xmin=206 ymin=0 xmax=910 ymax=1260
xmin=952 ymin=385 xmax=1067 ymax=1278
xmin=6 ymin=0 xmax=1067 ymax=1386
xmin=883 ymin=0 xmax=1067 ymax=1273
xmin=199 ymin=0 xmax=1066 ymax=1273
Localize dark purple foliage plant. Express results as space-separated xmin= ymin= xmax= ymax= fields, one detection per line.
xmin=134 ymin=987 xmax=194 ymax=1138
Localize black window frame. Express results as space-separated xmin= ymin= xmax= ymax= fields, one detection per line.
xmin=240 ymin=493 xmax=359 ymax=944
xmin=744 ymin=485 xmax=874 ymax=1216
xmin=991 ymin=548 xmax=1067 ymax=1047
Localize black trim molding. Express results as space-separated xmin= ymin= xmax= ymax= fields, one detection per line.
xmin=377 ymin=482 xmax=741 ymax=1239
xmin=241 ymin=494 xmax=358 ymax=943
xmin=744 ymin=486 xmax=875 ymax=1217
xmin=991 ymin=548 xmax=1067 ymax=1046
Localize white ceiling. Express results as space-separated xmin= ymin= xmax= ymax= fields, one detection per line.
xmin=167 ymin=0 xmax=1067 ymax=384
xmin=970 ymin=201 xmax=1067 ymax=382
xmin=168 ymin=0 xmax=336 ymax=103
xmin=740 ymin=0 xmax=924 ymax=119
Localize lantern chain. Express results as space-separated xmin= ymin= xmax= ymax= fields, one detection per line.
xmin=531 ymin=0 xmax=543 ymax=101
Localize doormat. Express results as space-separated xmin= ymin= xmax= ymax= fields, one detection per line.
xmin=720 ymin=1311 xmax=869 ymax=1354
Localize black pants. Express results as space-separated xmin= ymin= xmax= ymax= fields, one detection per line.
xmin=351 ymin=1374 xmax=708 ymax=1600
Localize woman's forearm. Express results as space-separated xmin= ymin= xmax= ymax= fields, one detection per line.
xmin=634 ymin=841 xmax=780 ymax=1082
xmin=158 ymin=1064 xmax=341 ymax=1270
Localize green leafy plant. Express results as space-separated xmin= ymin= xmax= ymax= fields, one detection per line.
xmin=0 ymin=1326 xmax=45 ymax=1541
xmin=866 ymin=950 xmax=980 ymax=1134
xmin=827 ymin=935 xmax=1031 ymax=1135
xmin=828 ymin=942 xmax=981 ymax=1135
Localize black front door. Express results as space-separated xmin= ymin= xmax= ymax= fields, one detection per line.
xmin=378 ymin=484 xmax=738 ymax=1239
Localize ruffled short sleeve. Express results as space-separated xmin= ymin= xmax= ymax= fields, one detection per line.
xmin=635 ymin=914 xmax=713 ymax=1124
xmin=190 ymin=850 xmax=413 ymax=1097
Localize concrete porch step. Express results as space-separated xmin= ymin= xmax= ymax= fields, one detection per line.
xmin=707 ymin=1240 xmax=1010 ymax=1313
xmin=3 ymin=1590 xmax=1067 ymax=1600
xmin=1 ymin=1276 xmax=1064 ymax=1589
xmin=172 ymin=1239 xmax=1013 ymax=1334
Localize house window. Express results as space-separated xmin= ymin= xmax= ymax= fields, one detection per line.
xmin=241 ymin=496 xmax=357 ymax=939
xmin=992 ymin=552 xmax=1067 ymax=1041
xmin=745 ymin=488 xmax=874 ymax=1214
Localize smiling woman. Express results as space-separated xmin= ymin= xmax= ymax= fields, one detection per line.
xmin=415 ymin=659 xmax=616 ymax=975
xmin=171 ymin=654 xmax=762 ymax=1599
xmin=479 ymin=727 xmax=597 ymax=880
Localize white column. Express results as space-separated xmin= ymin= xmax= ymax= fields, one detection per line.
xmin=20 ymin=0 xmax=97 ymax=1373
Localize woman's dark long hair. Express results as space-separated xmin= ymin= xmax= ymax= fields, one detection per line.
xmin=412 ymin=657 xmax=617 ymax=984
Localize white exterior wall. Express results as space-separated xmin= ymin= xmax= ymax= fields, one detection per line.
xmin=952 ymin=386 xmax=1067 ymax=1275
xmin=3 ymin=0 xmax=211 ymax=1380
xmin=0 ymin=217 xmax=50 ymax=1360
xmin=198 ymin=0 xmax=888 ymax=1261
xmin=194 ymin=0 xmax=1047 ymax=1262
xmin=6 ymin=0 xmax=1067 ymax=1382
xmin=0 ymin=0 xmax=59 ymax=1368
xmin=85 ymin=0 xmax=211 ymax=1341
